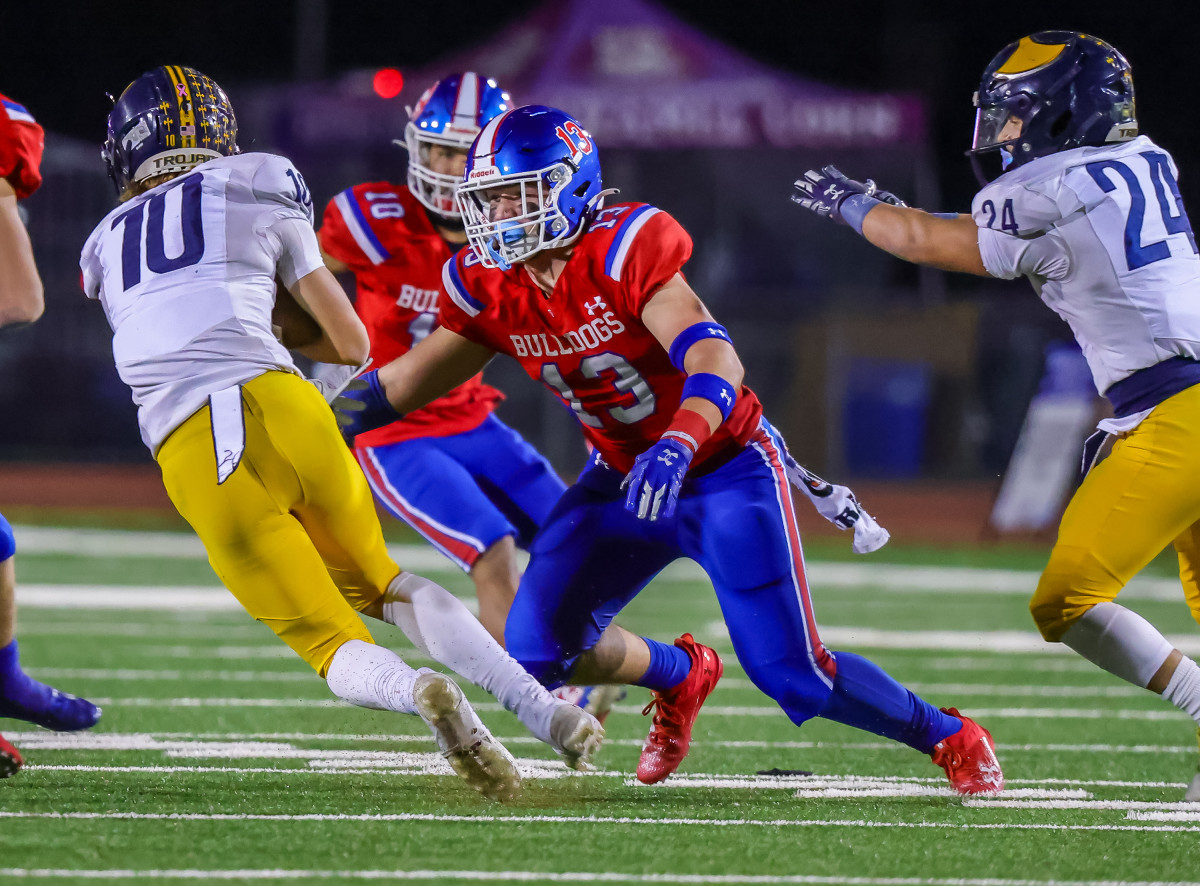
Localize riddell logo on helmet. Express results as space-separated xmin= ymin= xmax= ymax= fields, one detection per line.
xmin=468 ymin=166 xmax=500 ymax=180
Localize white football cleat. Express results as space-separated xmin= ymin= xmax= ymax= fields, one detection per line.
xmin=582 ymin=684 xmax=627 ymax=726
xmin=413 ymin=671 xmax=521 ymax=802
xmin=548 ymin=703 xmax=605 ymax=772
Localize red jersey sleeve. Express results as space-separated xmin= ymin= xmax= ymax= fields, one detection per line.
xmin=317 ymin=183 xmax=419 ymax=271
xmin=318 ymin=190 xmax=373 ymax=271
xmin=438 ymin=253 xmax=492 ymax=346
xmin=0 ymin=94 xmax=44 ymax=200
xmin=612 ymin=208 xmax=692 ymax=315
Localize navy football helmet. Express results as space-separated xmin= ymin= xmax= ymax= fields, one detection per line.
xmin=455 ymin=105 xmax=607 ymax=268
xmin=968 ymin=31 xmax=1137 ymax=181
xmin=403 ymin=72 xmax=513 ymax=218
xmin=102 ymin=65 xmax=238 ymax=197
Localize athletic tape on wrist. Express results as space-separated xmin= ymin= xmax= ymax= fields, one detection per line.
xmin=668 ymin=322 xmax=733 ymax=371
xmin=840 ymin=193 xmax=881 ymax=235
xmin=681 ymin=372 xmax=737 ymax=421
xmin=661 ymin=408 xmax=712 ymax=453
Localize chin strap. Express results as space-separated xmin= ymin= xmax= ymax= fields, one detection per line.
xmin=586 ymin=188 xmax=620 ymax=216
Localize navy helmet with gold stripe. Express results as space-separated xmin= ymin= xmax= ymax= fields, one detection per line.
xmin=968 ymin=32 xmax=1137 ymax=181
xmin=102 ymin=65 xmax=238 ymax=197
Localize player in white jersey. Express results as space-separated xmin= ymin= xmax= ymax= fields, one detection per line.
xmin=81 ymin=66 xmax=602 ymax=802
xmin=792 ymin=32 xmax=1200 ymax=799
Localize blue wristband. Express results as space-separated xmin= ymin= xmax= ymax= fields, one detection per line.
xmin=840 ymin=193 xmax=881 ymax=235
xmin=335 ymin=369 xmax=404 ymax=438
xmin=930 ymin=211 xmax=960 ymax=220
xmin=668 ymin=322 xmax=733 ymax=371
xmin=681 ymin=372 xmax=737 ymax=421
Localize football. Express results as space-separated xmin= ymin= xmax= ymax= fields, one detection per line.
xmin=272 ymin=280 xmax=322 ymax=349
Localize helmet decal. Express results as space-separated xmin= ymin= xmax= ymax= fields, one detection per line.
xmin=102 ymin=65 xmax=238 ymax=197
xmin=994 ymin=35 xmax=1071 ymax=77
xmin=968 ymin=31 xmax=1137 ymax=183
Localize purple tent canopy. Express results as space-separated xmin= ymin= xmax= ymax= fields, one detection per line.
xmin=248 ymin=0 xmax=926 ymax=155
xmin=401 ymin=0 xmax=926 ymax=149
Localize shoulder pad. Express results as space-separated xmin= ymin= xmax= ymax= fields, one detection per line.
xmin=587 ymin=203 xmax=669 ymax=280
xmin=246 ymin=153 xmax=315 ymax=224
xmin=971 ymin=177 xmax=1064 ymax=237
xmin=441 ymin=250 xmax=490 ymax=318
xmin=347 ymin=183 xmax=432 ymax=233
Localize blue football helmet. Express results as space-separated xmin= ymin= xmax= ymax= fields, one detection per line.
xmin=455 ymin=105 xmax=607 ymax=268
xmin=968 ymin=32 xmax=1137 ymax=181
xmin=102 ymin=65 xmax=238 ymax=197
xmin=403 ymin=72 xmax=513 ymax=218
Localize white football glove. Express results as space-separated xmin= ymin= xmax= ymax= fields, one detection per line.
xmin=308 ymin=358 xmax=372 ymax=404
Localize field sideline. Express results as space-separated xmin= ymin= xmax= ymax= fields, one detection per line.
xmin=1 ymin=524 xmax=1198 ymax=885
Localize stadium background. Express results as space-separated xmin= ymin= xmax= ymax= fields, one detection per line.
xmin=2 ymin=0 xmax=1194 ymax=533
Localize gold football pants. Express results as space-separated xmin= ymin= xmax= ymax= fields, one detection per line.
xmin=157 ymin=370 xmax=398 ymax=675
xmin=1031 ymin=383 xmax=1200 ymax=640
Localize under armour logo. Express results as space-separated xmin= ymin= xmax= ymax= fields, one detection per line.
xmin=584 ymin=296 xmax=606 ymax=315
xmin=657 ymin=450 xmax=679 ymax=466
xmin=708 ymin=326 xmax=725 ymax=339
xmin=823 ymin=184 xmax=846 ymax=201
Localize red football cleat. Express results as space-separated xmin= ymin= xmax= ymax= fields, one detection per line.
xmin=0 ymin=733 xmax=23 ymax=778
xmin=637 ymin=634 xmax=723 ymax=784
xmin=930 ymin=707 xmax=1004 ymax=794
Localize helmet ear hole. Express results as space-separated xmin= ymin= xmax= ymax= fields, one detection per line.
xmin=1048 ymin=110 xmax=1072 ymax=138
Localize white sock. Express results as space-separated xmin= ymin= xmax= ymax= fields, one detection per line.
xmin=1059 ymin=602 xmax=1174 ymax=688
xmin=324 ymin=639 xmax=424 ymax=715
xmin=1163 ymin=657 xmax=1200 ymax=725
xmin=382 ymin=571 xmax=562 ymax=742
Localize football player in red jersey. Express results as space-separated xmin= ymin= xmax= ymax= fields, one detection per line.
xmin=334 ymin=105 xmax=1004 ymax=793
xmin=0 ymin=92 xmax=102 ymax=776
xmin=319 ymin=74 xmax=564 ymax=638
xmin=321 ymin=74 xmax=626 ymax=720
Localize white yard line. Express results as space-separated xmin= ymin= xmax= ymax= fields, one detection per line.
xmin=23 ymin=668 xmax=1153 ymax=699
xmin=27 ymin=668 xmax=313 ymax=682
xmin=706 ymin=624 xmax=1200 ymax=656
xmin=0 ymin=809 xmax=1197 ymax=835
xmin=1 ymin=870 xmax=1197 ymax=886
xmin=17 ymin=765 xmax=1189 ymax=792
xmin=16 ymin=585 xmax=1200 ymax=655
xmin=8 ymin=730 xmax=1196 ymax=758
xmin=13 ymin=523 xmax=1189 ymax=600
xmin=71 ymin=696 xmax=1195 ymax=722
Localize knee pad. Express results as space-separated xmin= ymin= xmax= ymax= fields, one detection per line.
xmin=1030 ymin=545 xmax=1122 ymax=642
xmin=0 ymin=512 xmax=14 ymax=562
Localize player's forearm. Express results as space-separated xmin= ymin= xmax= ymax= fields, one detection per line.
xmin=376 ymin=328 xmax=494 ymax=414
xmin=295 ymin=334 xmax=360 ymax=365
xmin=860 ymin=205 xmax=990 ymax=276
xmin=290 ymin=267 xmax=370 ymax=364
xmin=678 ymin=338 xmax=743 ymax=433
xmin=0 ymin=193 xmax=44 ymax=328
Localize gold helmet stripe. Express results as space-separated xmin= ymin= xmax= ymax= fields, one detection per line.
xmin=995 ymin=36 xmax=1070 ymax=77
xmin=164 ymin=65 xmax=198 ymax=149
